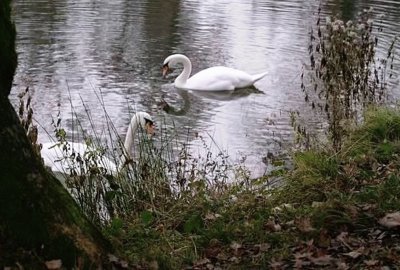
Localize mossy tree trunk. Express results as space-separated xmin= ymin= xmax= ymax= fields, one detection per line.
xmin=0 ymin=1 xmax=111 ymax=268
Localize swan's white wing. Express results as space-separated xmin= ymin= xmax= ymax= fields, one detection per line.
xmin=41 ymin=142 xmax=117 ymax=175
xmin=41 ymin=142 xmax=87 ymax=174
xmin=186 ymin=66 xmax=254 ymax=91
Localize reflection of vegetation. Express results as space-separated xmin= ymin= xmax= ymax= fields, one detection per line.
xmin=159 ymin=88 xmax=191 ymax=116
xmin=300 ymin=8 xmax=396 ymax=151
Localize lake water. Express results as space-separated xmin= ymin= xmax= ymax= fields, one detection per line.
xmin=10 ymin=0 xmax=400 ymax=178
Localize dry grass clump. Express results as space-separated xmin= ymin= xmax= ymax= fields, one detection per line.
xmin=300 ymin=7 xmax=397 ymax=151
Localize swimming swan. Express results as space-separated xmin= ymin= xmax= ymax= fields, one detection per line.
xmin=162 ymin=54 xmax=268 ymax=91
xmin=41 ymin=112 xmax=154 ymax=175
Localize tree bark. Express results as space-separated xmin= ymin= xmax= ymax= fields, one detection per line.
xmin=0 ymin=1 xmax=111 ymax=268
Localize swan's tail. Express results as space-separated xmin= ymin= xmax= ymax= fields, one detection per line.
xmin=252 ymin=71 xmax=269 ymax=83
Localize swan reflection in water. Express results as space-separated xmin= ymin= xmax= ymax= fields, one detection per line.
xmin=160 ymin=86 xmax=264 ymax=116
xmin=160 ymin=53 xmax=267 ymax=115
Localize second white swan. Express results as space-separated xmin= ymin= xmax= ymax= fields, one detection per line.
xmin=162 ymin=54 xmax=268 ymax=91
xmin=41 ymin=112 xmax=155 ymax=175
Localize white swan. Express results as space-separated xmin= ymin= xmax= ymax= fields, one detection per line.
xmin=162 ymin=54 xmax=268 ymax=91
xmin=41 ymin=112 xmax=155 ymax=176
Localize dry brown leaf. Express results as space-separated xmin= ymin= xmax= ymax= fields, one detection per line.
xmin=310 ymin=254 xmax=332 ymax=266
xmin=294 ymin=252 xmax=312 ymax=264
xmin=344 ymin=250 xmax=362 ymax=259
xmin=45 ymin=259 xmax=62 ymax=270
xmin=296 ymin=217 xmax=315 ymax=232
xmin=230 ymin=241 xmax=245 ymax=256
xmin=270 ymin=260 xmax=284 ymax=269
xmin=336 ymin=231 xmax=348 ymax=241
xmin=379 ymin=212 xmax=400 ymax=228
xmin=312 ymin=201 xmax=324 ymax=208
xmin=216 ymin=252 xmax=229 ymax=261
xmin=255 ymin=243 xmax=271 ymax=252
xmin=319 ymin=229 xmax=331 ymax=247
xmin=336 ymin=232 xmax=352 ymax=250
xmin=343 ymin=163 xmax=357 ymax=177
xmin=205 ymin=212 xmax=217 ymax=221
xmin=265 ymin=219 xmax=282 ymax=232
xmin=193 ymin=258 xmax=210 ymax=266
xmin=294 ymin=257 xmax=311 ymax=268
xmin=120 ymin=260 xmax=128 ymax=268
xmin=344 ymin=247 xmax=365 ymax=259
xmin=108 ymin=254 xmax=119 ymax=263
xmin=228 ymin=256 xmax=240 ymax=263
xmin=345 ymin=204 xmax=359 ymax=218
xmin=148 ymin=260 xmax=158 ymax=270
xmin=206 ymin=263 xmax=214 ymax=269
xmin=360 ymin=203 xmax=377 ymax=211
xmin=230 ymin=241 xmax=242 ymax=250
xmin=364 ymin=259 xmax=379 ymax=266
xmin=336 ymin=261 xmax=349 ymax=270
xmin=205 ymin=246 xmax=221 ymax=258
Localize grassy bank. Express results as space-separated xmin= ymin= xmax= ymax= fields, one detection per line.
xmin=105 ymin=107 xmax=400 ymax=269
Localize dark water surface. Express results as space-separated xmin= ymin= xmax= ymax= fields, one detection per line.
xmin=11 ymin=0 xmax=400 ymax=177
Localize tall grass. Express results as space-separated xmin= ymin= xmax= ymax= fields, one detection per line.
xmin=33 ymin=87 xmax=253 ymax=226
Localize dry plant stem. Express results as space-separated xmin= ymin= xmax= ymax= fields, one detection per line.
xmin=300 ymin=7 xmax=396 ymax=151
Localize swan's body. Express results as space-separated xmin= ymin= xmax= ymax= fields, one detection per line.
xmin=41 ymin=112 xmax=154 ymax=175
xmin=162 ymin=54 xmax=268 ymax=91
xmin=41 ymin=141 xmax=118 ymax=175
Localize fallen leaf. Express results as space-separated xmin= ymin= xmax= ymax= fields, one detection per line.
xmin=45 ymin=259 xmax=62 ymax=270
xmin=120 ymin=260 xmax=129 ymax=268
xmin=270 ymin=261 xmax=284 ymax=270
xmin=206 ymin=263 xmax=214 ymax=269
xmin=319 ymin=229 xmax=331 ymax=247
xmin=336 ymin=231 xmax=348 ymax=244
xmin=344 ymin=250 xmax=362 ymax=259
xmin=310 ymin=254 xmax=332 ymax=266
xmin=149 ymin=260 xmax=158 ymax=270
xmin=294 ymin=257 xmax=311 ymax=268
xmin=205 ymin=212 xmax=218 ymax=221
xmin=312 ymin=201 xmax=324 ymax=208
xmin=336 ymin=261 xmax=349 ymax=270
xmin=230 ymin=241 xmax=242 ymax=250
xmin=228 ymin=256 xmax=240 ymax=263
xmin=296 ymin=217 xmax=315 ymax=232
xmin=265 ymin=219 xmax=282 ymax=232
xmin=379 ymin=212 xmax=400 ymax=228
xmin=205 ymin=246 xmax=221 ymax=258
xmin=193 ymin=258 xmax=210 ymax=266
xmin=360 ymin=203 xmax=377 ymax=211
xmin=230 ymin=241 xmax=244 ymax=256
xmin=108 ymin=254 xmax=119 ymax=263
xmin=364 ymin=260 xmax=379 ymax=266
xmin=255 ymin=243 xmax=271 ymax=252
xmin=216 ymin=252 xmax=229 ymax=261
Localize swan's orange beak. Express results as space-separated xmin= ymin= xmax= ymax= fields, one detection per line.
xmin=162 ymin=64 xmax=170 ymax=78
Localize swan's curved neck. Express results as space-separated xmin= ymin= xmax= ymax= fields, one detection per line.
xmin=123 ymin=116 xmax=139 ymax=157
xmin=174 ymin=55 xmax=192 ymax=88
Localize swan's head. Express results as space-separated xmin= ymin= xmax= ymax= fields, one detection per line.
xmin=162 ymin=54 xmax=189 ymax=78
xmin=162 ymin=55 xmax=174 ymax=78
xmin=135 ymin=112 xmax=155 ymax=136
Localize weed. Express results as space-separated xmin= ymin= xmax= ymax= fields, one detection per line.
xmin=300 ymin=7 xmax=397 ymax=151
